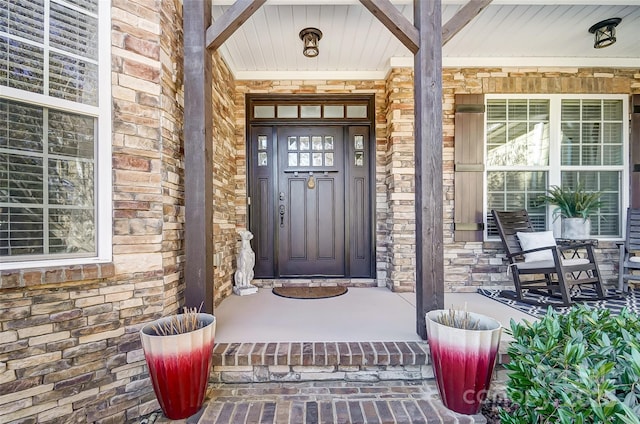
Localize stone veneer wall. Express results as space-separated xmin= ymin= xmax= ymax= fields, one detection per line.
xmin=442 ymin=67 xmax=640 ymax=291
xmin=384 ymin=69 xmax=418 ymax=292
xmin=211 ymin=51 xmax=239 ymax=304
xmin=0 ymin=1 xmax=187 ymax=423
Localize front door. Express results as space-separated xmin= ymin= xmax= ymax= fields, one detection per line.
xmin=247 ymin=95 xmax=374 ymax=279
xmin=277 ymin=126 xmax=345 ymax=276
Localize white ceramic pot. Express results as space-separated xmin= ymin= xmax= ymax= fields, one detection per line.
xmin=561 ymin=217 xmax=591 ymax=239
xmin=140 ymin=313 xmax=216 ymax=420
xmin=426 ymin=310 xmax=502 ymax=415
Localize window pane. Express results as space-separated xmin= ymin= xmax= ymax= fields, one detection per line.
xmin=277 ymin=105 xmax=297 ymax=118
xmin=507 ymin=100 xmax=528 ymax=120
xmin=300 ymin=105 xmax=321 ymax=118
xmin=0 ymin=101 xmax=44 ymax=152
xmin=346 ymin=105 xmax=367 ymax=118
xmin=254 ymin=105 xmax=274 ymax=118
xmin=48 ymin=110 xmax=95 ymax=158
xmin=561 ymin=171 xmax=620 ymax=236
xmin=486 ymin=99 xmax=549 ymax=167
xmin=529 ymin=100 xmax=549 ymax=121
xmin=2 ymin=0 xmax=45 ymax=43
xmin=50 ymin=2 xmax=98 ymax=60
xmin=0 ymin=36 xmax=45 ymax=93
xmin=561 ymin=100 xmax=580 ymax=121
xmin=603 ymin=145 xmax=622 ymax=166
xmin=581 ymin=123 xmax=600 ymax=145
xmin=0 ymin=153 xmax=43 ymax=203
xmin=49 ymin=51 xmax=98 ymax=105
xmin=486 ymin=100 xmax=506 ymax=120
xmin=48 ymin=158 xmax=94 ymax=206
xmin=486 ymin=171 xmax=547 ymax=236
xmin=324 ymin=105 xmax=343 ymax=118
xmin=582 ymin=100 xmax=602 ymax=121
xmin=0 ymin=206 xmax=44 ymax=256
xmin=49 ymin=208 xmax=94 ymax=253
xmin=603 ymin=100 xmax=622 ymax=120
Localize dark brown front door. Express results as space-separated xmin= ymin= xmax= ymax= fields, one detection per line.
xmin=277 ymin=127 xmax=345 ymax=276
xmin=248 ymin=102 xmax=373 ymax=279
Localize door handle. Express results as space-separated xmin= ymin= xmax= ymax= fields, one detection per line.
xmin=279 ymin=205 xmax=285 ymax=227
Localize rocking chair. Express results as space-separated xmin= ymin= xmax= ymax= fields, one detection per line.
xmin=492 ymin=209 xmax=607 ymax=306
xmin=618 ymin=208 xmax=640 ymax=293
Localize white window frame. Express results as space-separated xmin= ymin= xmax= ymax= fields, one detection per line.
xmin=0 ymin=0 xmax=112 ymax=270
xmin=484 ymin=93 xmax=629 ymax=241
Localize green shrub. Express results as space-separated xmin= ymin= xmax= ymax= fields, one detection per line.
xmin=500 ymin=305 xmax=640 ymax=424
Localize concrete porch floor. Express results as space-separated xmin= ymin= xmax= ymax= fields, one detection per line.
xmin=214 ymin=287 xmax=536 ymax=343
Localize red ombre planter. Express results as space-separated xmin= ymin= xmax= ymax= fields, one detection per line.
xmin=140 ymin=313 xmax=216 ymax=420
xmin=426 ymin=310 xmax=502 ymax=415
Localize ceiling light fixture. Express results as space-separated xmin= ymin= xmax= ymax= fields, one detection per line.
xmin=299 ymin=27 xmax=322 ymax=58
xmin=588 ymin=18 xmax=622 ymax=49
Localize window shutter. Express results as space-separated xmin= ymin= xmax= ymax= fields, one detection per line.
xmin=632 ymin=94 xmax=640 ymax=208
xmin=454 ymin=94 xmax=485 ymax=242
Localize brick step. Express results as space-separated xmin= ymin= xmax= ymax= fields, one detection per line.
xmin=212 ymin=341 xmax=431 ymax=383
xmin=212 ymin=341 xmax=511 ymax=384
xmin=155 ymin=381 xmax=486 ymax=423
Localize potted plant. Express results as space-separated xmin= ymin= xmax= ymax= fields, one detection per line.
xmin=539 ymin=183 xmax=603 ymax=239
xmin=426 ymin=309 xmax=502 ymax=415
xmin=140 ymin=308 xmax=216 ymax=420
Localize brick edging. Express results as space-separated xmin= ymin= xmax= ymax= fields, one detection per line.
xmin=0 ymin=263 xmax=116 ymax=289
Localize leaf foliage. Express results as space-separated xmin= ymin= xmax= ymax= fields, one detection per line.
xmin=500 ymin=306 xmax=640 ymax=423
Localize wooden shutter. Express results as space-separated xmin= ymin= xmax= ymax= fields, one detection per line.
xmin=632 ymin=95 xmax=640 ymax=208
xmin=454 ymin=94 xmax=485 ymax=242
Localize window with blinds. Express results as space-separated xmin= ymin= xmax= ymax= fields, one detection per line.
xmin=0 ymin=0 xmax=103 ymax=262
xmin=485 ymin=95 xmax=626 ymax=238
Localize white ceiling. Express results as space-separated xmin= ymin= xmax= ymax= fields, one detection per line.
xmin=211 ymin=0 xmax=640 ymax=80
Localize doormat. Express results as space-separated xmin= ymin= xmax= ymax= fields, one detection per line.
xmin=477 ymin=287 xmax=639 ymax=319
xmin=272 ymin=286 xmax=348 ymax=299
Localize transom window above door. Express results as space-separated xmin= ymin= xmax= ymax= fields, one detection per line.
xmin=252 ymin=103 xmax=368 ymax=120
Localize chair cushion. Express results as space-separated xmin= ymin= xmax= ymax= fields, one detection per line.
xmin=515 ymin=257 xmax=588 ymax=270
xmin=516 ymin=231 xmax=556 ymax=262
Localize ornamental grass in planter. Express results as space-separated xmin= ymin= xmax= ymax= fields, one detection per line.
xmin=140 ymin=308 xmax=216 ymax=420
xmin=426 ymin=309 xmax=502 ymax=415
xmin=501 ymin=306 xmax=640 ymax=423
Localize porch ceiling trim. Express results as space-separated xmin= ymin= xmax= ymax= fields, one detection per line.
xmin=229 ymin=56 xmax=640 ymax=80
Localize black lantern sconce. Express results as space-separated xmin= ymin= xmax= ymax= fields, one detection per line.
xmin=299 ymin=27 xmax=322 ymax=58
xmin=588 ymin=18 xmax=622 ymax=49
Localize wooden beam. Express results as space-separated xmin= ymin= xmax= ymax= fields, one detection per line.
xmin=359 ymin=0 xmax=419 ymax=54
xmin=442 ymin=0 xmax=492 ymax=45
xmin=206 ymin=0 xmax=266 ymax=51
xmin=414 ymin=0 xmax=444 ymax=339
xmin=184 ymin=0 xmax=214 ymax=313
